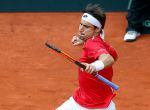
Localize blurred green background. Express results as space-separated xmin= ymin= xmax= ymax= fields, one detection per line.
xmin=0 ymin=0 xmax=129 ymax=12
xmin=0 ymin=0 xmax=149 ymax=33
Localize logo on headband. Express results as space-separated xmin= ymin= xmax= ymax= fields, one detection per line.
xmin=83 ymin=14 xmax=88 ymax=18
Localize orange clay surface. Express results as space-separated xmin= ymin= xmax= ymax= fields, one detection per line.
xmin=0 ymin=12 xmax=149 ymax=110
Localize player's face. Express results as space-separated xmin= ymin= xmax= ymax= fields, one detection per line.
xmin=78 ymin=19 xmax=96 ymax=41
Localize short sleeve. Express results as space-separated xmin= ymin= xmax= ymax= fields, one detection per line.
xmin=103 ymin=42 xmax=118 ymax=61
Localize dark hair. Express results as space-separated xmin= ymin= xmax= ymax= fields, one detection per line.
xmin=83 ymin=3 xmax=106 ymax=29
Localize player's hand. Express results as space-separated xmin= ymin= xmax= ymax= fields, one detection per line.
xmin=71 ymin=35 xmax=84 ymax=46
xmin=81 ymin=63 xmax=97 ymax=75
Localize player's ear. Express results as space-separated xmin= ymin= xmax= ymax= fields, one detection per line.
xmin=95 ymin=27 xmax=101 ymax=33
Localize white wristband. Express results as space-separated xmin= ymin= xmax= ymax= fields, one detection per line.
xmin=91 ymin=60 xmax=104 ymax=71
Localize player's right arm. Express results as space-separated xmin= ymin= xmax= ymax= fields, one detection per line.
xmin=81 ymin=54 xmax=115 ymax=74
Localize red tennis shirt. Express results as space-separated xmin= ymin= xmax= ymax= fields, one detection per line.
xmin=73 ymin=35 xmax=118 ymax=108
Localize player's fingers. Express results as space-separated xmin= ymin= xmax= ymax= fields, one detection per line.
xmin=72 ymin=36 xmax=83 ymax=46
xmin=90 ymin=67 xmax=94 ymax=73
xmin=73 ymin=41 xmax=82 ymax=46
xmin=88 ymin=66 xmax=95 ymax=74
xmin=81 ymin=63 xmax=94 ymax=74
xmin=71 ymin=36 xmax=78 ymax=44
xmin=81 ymin=62 xmax=88 ymax=70
xmin=85 ymin=64 xmax=91 ymax=73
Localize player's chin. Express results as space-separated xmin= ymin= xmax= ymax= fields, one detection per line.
xmin=81 ymin=38 xmax=87 ymax=41
xmin=79 ymin=35 xmax=87 ymax=41
xmin=82 ymin=37 xmax=89 ymax=41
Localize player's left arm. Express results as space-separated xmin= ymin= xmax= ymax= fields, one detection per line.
xmin=71 ymin=35 xmax=84 ymax=46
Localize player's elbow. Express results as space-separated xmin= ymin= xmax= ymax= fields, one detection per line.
xmin=109 ymin=56 xmax=115 ymax=65
xmin=99 ymin=54 xmax=115 ymax=67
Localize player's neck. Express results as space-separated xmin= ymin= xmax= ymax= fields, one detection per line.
xmin=93 ymin=32 xmax=99 ymax=37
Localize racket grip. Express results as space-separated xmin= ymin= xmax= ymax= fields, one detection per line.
xmin=74 ymin=61 xmax=119 ymax=90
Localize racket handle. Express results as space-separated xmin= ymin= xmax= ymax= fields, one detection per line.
xmin=74 ymin=61 xmax=119 ymax=90
xmin=95 ymin=73 xmax=119 ymax=90
xmin=75 ymin=61 xmax=86 ymax=69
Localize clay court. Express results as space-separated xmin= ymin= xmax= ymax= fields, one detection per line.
xmin=0 ymin=12 xmax=149 ymax=110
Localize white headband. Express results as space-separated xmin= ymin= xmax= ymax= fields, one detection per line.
xmin=81 ymin=13 xmax=104 ymax=39
xmin=82 ymin=13 xmax=102 ymax=29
